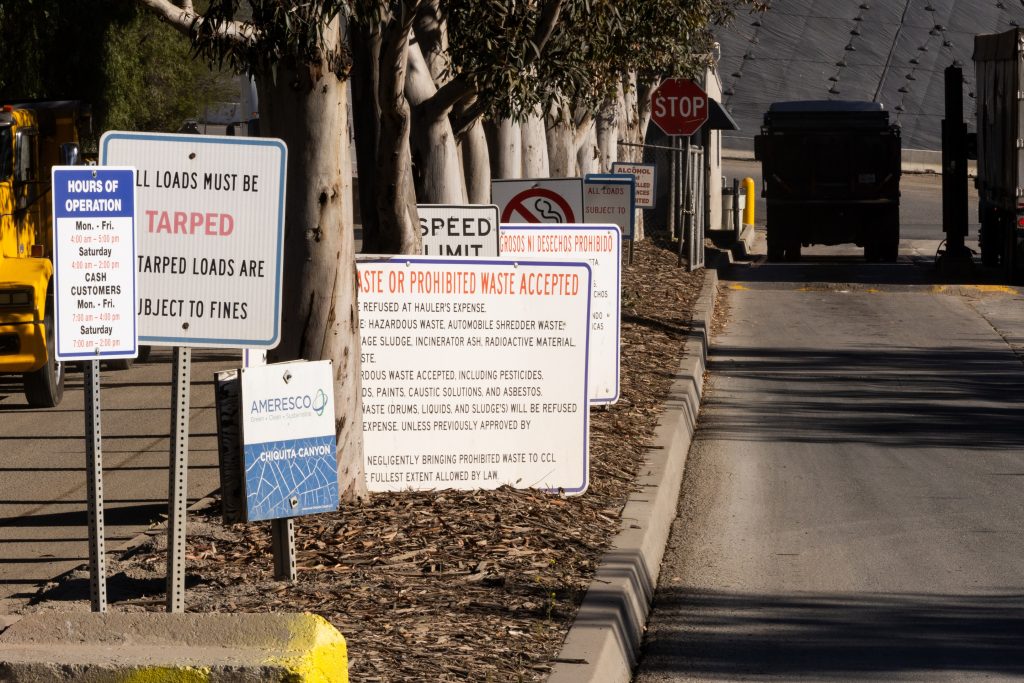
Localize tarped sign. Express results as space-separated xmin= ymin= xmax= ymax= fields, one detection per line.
xmin=491 ymin=178 xmax=585 ymax=224
xmin=583 ymin=174 xmax=635 ymax=240
xmin=240 ymin=360 xmax=338 ymax=521
xmin=418 ymin=204 xmax=500 ymax=257
xmin=52 ymin=166 xmax=138 ymax=361
xmin=357 ymin=257 xmax=591 ymax=494
xmin=100 ymin=131 xmax=287 ymax=348
xmin=611 ymin=162 xmax=656 ymax=208
xmin=500 ymin=224 xmax=621 ymax=404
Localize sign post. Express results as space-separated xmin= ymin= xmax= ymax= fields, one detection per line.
xmin=52 ymin=166 xmax=138 ymax=613
xmin=650 ymin=79 xmax=708 ymax=267
xmin=101 ymin=132 xmax=287 ymax=611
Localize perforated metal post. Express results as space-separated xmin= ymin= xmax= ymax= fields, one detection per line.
xmin=271 ymin=518 xmax=297 ymax=581
xmin=84 ymin=359 xmax=107 ymax=612
xmin=166 ymin=346 xmax=191 ymax=613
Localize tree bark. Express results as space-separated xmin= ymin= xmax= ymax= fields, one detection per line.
xmin=406 ymin=39 xmax=467 ymax=204
xmin=461 ymin=117 xmax=491 ymax=204
xmin=486 ymin=118 xmax=522 ymax=179
xmin=376 ymin=3 xmax=422 ymax=254
xmin=255 ymin=21 xmax=365 ymax=500
xmin=596 ymin=89 xmax=621 ymax=173
xmin=350 ymin=19 xmax=382 ymax=251
xmin=520 ymin=106 xmax=550 ymax=177
xmin=577 ymin=119 xmax=598 ymax=176
xmin=546 ymin=105 xmax=576 ymax=177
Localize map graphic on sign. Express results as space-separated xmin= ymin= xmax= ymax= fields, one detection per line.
xmin=491 ymin=178 xmax=584 ymax=224
xmin=241 ymin=360 xmax=338 ymax=522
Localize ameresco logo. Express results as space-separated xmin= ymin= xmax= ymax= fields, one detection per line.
xmin=250 ymin=388 xmax=329 ymax=416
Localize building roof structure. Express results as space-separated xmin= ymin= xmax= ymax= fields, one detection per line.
xmin=715 ymin=0 xmax=1024 ymax=150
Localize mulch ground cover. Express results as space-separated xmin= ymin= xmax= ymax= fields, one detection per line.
xmin=29 ymin=237 xmax=704 ymax=682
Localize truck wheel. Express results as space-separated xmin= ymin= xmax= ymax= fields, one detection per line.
xmin=881 ymin=234 xmax=899 ymax=263
xmin=767 ymin=235 xmax=784 ymax=261
xmin=980 ymin=203 xmax=999 ymax=267
xmin=23 ymin=308 xmax=65 ymax=408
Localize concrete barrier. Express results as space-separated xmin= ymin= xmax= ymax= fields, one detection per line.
xmin=548 ymin=268 xmax=717 ymax=683
xmin=0 ymin=612 xmax=347 ymax=682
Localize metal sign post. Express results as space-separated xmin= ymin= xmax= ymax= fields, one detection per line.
xmin=83 ymin=359 xmax=107 ymax=613
xmin=166 ymin=346 xmax=191 ymax=612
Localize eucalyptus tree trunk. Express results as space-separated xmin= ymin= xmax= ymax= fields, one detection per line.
xmin=521 ymin=106 xmax=550 ymax=177
xmin=376 ymin=8 xmax=422 ymax=254
xmin=350 ymin=19 xmax=382 ymax=251
xmin=596 ymin=88 xmax=621 ymax=173
xmin=486 ymin=118 xmax=523 ymax=179
xmin=255 ymin=40 xmax=365 ymax=500
xmin=546 ymin=105 xmax=576 ymax=177
xmin=406 ymin=40 xmax=467 ymax=204
xmin=577 ymin=122 xmax=598 ymax=176
xmin=461 ymin=118 xmax=491 ymax=204
xmin=619 ymin=73 xmax=656 ymax=241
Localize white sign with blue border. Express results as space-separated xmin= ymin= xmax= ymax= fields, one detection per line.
xmin=584 ymin=173 xmax=635 ymax=240
xmin=52 ymin=166 xmax=138 ymax=361
xmin=357 ymin=257 xmax=592 ymax=495
xmin=240 ymin=359 xmax=338 ymax=522
xmin=99 ymin=131 xmax=287 ymax=349
xmin=499 ymin=224 xmax=622 ymax=404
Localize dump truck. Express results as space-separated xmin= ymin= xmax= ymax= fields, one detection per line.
xmin=0 ymin=100 xmax=90 ymax=407
xmin=973 ymin=29 xmax=1024 ymax=281
xmin=754 ymin=101 xmax=902 ymax=262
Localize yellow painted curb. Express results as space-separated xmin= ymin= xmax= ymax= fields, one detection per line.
xmin=122 ymin=667 xmax=212 ymax=682
xmin=270 ymin=614 xmax=348 ymax=683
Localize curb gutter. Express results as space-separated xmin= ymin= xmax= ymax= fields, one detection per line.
xmin=548 ymin=268 xmax=717 ymax=683
xmin=0 ymin=612 xmax=348 ymax=682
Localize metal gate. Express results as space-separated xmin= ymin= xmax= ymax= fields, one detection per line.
xmin=670 ymin=138 xmax=705 ymax=271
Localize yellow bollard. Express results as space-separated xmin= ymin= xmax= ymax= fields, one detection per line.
xmin=742 ymin=177 xmax=756 ymax=226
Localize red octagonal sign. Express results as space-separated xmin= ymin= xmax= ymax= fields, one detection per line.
xmin=651 ymin=78 xmax=709 ymax=137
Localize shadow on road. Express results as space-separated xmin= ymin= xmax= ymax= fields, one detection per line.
xmin=704 ymin=345 xmax=1024 ymax=450
xmin=639 ymin=588 xmax=1024 ymax=679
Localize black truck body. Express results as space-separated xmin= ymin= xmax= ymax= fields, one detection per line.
xmin=754 ymin=101 xmax=902 ymax=261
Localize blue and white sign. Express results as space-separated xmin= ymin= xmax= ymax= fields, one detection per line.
xmin=100 ymin=131 xmax=287 ymax=349
xmin=499 ymin=224 xmax=622 ymax=404
xmin=52 ymin=166 xmax=138 ymax=361
xmin=241 ymin=360 xmax=338 ymax=521
xmin=584 ymin=173 xmax=636 ymax=240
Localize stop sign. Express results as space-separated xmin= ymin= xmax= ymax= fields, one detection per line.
xmin=651 ymin=78 xmax=709 ymax=136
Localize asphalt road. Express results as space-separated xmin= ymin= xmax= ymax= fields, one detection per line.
xmin=0 ymin=348 xmax=233 ymax=613
xmin=634 ymin=243 xmax=1024 ymax=677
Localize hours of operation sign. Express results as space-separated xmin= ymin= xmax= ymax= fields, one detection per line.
xmin=357 ymin=258 xmax=592 ymax=494
xmin=100 ymin=131 xmax=287 ymax=348
xmin=52 ymin=166 xmax=137 ymax=360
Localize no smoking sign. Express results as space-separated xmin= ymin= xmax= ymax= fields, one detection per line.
xmin=491 ymin=178 xmax=584 ymax=225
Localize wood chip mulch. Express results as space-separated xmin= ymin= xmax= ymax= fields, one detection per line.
xmin=31 ymin=238 xmax=704 ymax=682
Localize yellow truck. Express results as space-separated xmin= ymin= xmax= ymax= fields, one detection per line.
xmin=0 ymin=100 xmax=90 ymax=407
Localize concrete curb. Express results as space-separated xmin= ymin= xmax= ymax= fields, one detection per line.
xmin=548 ymin=268 xmax=717 ymax=683
xmin=0 ymin=612 xmax=348 ymax=682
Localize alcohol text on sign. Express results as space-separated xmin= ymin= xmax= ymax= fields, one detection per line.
xmin=500 ymin=224 xmax=621 ymax=404
xmin=357 ymin=257 xmax=592 ymax=495
xmin=52 ymin=166 xmax=138 ymax=361
xmin=99 ymin=131 xmax=287 ymax=348
xmin=241 ymin=360 xmax=339 ymax=522
xmin=418 ymin=204 xmax=500 ymax=257
xmin=611 ymin=162 xmax=657 ymax=209
xmin=491 ymin=178 xmax=585 ymax=224
xmin=583 ymin=174 xmax=635 ymax=241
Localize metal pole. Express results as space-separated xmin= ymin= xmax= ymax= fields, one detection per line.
xmin=84 ymin=359 xmax=107 ymax=613
xmin=272 ymin=518 xmax=297 ymax=581
xmin=733 ymin=177 xmax=742 ymax=243
xmin=667 ymin=138 xmax=677 ymax=240
xmin=166 ymin=346 xmax=191 ymax=613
